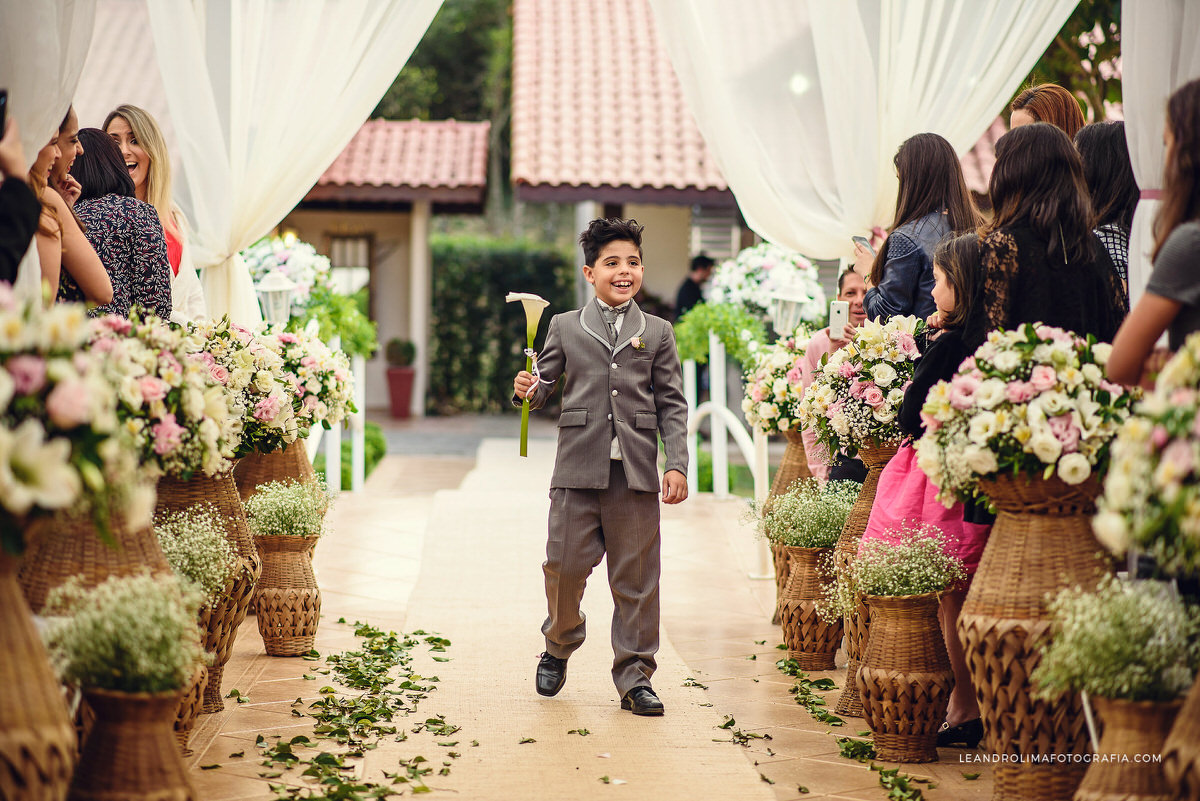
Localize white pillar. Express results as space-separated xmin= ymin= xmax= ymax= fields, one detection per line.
xmin=708 ymin=331 xmax=729 ymax=498
xmin=409 ymin=199 xmax=432 ymax=418
xmin=683 ymin=359 xmax=698 ymax=495
xmin=350 ymin=353 xmax=366 ymax=492
xmin=325 ymin=335 xmax=343 ymax=495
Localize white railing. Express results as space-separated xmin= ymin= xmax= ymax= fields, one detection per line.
xmin=684 ymin=330 xmax=772 ymax=578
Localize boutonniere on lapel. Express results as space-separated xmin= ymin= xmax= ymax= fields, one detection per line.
xmin=630 ymin=336 xmax=646 ymax=351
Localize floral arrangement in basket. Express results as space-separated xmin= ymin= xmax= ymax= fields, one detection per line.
xmin=188 ymin=316 xmax=300 ymax=456
xmin=820 ymin=525 xmax=966 ymax=620
xmin=915 ymin=323 xmax=1134 ymax=506
xmin=156 ymin=504 xmax=237 ymax=611
xmin=708 ymin=242 xmax=826 ymax=325
xmin=42 ymin=572 xmax=207 ymax=693
xmin=1033 ymin=576 xmax=1200 ymax=702
xmin=741 ymin=330 xmax=813 ymax=435
xmin=257 ymin=325 xmax=355 ymax=430
xmin=795 ymin=315 xmax=923 ymax=458
xmin=0 ymin=290 xmax=153 ymax=553
xmin=1094 ymin=335 xmax=1200 ymax=574
xmin=244 ymin=479 xmax=330 ymax=540
xmin=89 ymin=315 xmax=241 ymax=479
xmin=242 ymin=234 xmax=331 ymax=319
xmin=754 ymin=478 xmax=859 ymax=548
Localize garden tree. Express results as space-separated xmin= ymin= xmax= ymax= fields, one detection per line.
xmin=1019 ymin=0 xmax=1121 ymax=121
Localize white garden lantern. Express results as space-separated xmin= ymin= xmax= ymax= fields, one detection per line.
xmin=769 ymin=286 xmax=812 ymax=337
xmin=257 ymin=270 xmax=297 ymax=326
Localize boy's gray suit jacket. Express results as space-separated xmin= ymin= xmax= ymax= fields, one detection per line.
xmin=523 ymin=301 xmax=689 ymax=493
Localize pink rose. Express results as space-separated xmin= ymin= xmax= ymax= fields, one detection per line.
xmin=97 ymin=315 xmax=132 ymax=334
xmin=826 ymin=399 xmax=845 ymax=418
xmin=896 ymin=332 xmax=918 ymax=357
xmin=303 ymin=395 xmax=320 ymax=412
xmin=920 ymin=410 xmax=941 ymax=432
xmin=786 ymin=367 xmax=803 ymax=385
xmin=1163 ymin=439 xmax=1194 ymax=475
xmin=1100 ymin=380 xmax=1124 ymax=397
xmin=949 ymin=374 xmax=980 ymax=410
xmin=45 ymin=381 xmax=91 ymax=428
xmin=254 ymin=395 xmax=282 ymax=422
xmin=1047 ymin=414 xmax=1081 ymax=453
xmin=158 ymin=351 xmax=182 ymax=374
xmin=91 ymin=337 xmax=117 ymax=354
xmin=300 ymin=356 xmax=316 ymax=368
xmin=1029 ymin=365 xmax=1058 ymax=392
xmin=7 ymin=355 xmax=46 ymax=395
xmin=838 ymin=361 xmax=859 ymax=379
xmin=751 ymin=386 xmax=766 ymax=403
xmin=961 ymin=356 xmax=977 ymax=372
xmin=1005 ymin=381 xmax=1035 ymax=404
xmin=1152 ymin=425 xmax=1170 ymax=450
xmin=139 ymin=376 xmax=168 ymax=402
xmin=278 ymin=333 xmax=300 ymax=344
xmin=209 ymin=363 xmax=229 ymax=384
xmin=198 ymin=351 xmax=216 ymax=367
xmin=849 ymin=379 xmax=869 ymax=400
xmin=863 ymin=386 xmax=886 ymax=408
xmin=152 ymin=413 xmax=186 ymax=455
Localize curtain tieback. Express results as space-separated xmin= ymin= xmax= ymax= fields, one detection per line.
xmin=1140 ymin=189 xmax=1163 ymax=200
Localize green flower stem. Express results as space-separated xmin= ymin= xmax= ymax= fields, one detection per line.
xmin=520 ymin=347 xmax=533 ymax=458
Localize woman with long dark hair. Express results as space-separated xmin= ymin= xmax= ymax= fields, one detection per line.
xmin=1108 ymin=79 xmax=1200 ymax=385
xmin=60 ymin=128 xmax=171 ymax=319
xmin=852 ymin=133 xmax=979 ymax=321
xmin=964 ymin=122 xmax=1126 ymax=350
xmin=1075 ymin=120 xmax=1139 ymax=286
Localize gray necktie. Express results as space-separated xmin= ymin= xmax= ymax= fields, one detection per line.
xmin=599 ymin=302 xmax=630 ymax=344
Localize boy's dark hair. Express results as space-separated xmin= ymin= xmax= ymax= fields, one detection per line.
xmin=579 ymin=218 xmax=644 ymax=266
xmin=932 ymin=233 xmax=982 ymax=331
xmin=1075 ymin=120 xmax=1139 ymax=231
xmin=71 ymin=127 xmax=136 ymax=201
xmin=690 ymin=253 xmax=714 ymax=272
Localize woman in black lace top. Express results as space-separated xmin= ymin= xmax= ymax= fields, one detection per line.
xmin=59 ymin=128 xmax=171 ymax=319
xmin=964 ymin=123 xmax=1126 ymax=351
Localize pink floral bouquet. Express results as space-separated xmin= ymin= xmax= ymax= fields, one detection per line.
xmin=257 ymin=325 xmax=355 ymax=430
xmin=188 ymin=317 xmax=300 ymax=457
xmin=741 ymin=330 xmax=813 ymax=435
xmin=916 ymin=323 xmax=1133 ymax=506
xmin=89 ymin=315 xmax=241 ymax=479
xmin=0 ymin=289 xmax=153 ymax=553
xmin=1093 ymin=333 xmax=1200 ymax=575
xmin=796 ymin=316 xmax=924 ymax=457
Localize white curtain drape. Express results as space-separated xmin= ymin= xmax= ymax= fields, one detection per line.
xmin=1121 ymin=0 xmax=1200 ymax=303
xmin=146 ymin=0 xmax=442 ymax=326
xmin=1 ymin=0 xmax=96 ymax=300
xmin=646 ymin=0 xmax=1076 ymax=260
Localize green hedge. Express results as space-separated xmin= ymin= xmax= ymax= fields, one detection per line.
xmin=314 ymin=421 xmax=387 ymax=483
xmin=429 ymin=236 xmax=574 ymax=413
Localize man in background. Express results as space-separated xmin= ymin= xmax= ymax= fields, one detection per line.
xmin=674 ymin=253 xmax=714 ymax=320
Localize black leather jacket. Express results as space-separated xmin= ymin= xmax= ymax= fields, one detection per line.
xmin=864 ymin=210 xmax=950 ymax=321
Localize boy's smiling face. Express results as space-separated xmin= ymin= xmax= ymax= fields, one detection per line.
xmin=583 ymin=240 xmax=644 ymax=306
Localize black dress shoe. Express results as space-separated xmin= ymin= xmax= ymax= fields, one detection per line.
xmin=620 ymin=686 xmax=664 ymax=716
xmin=536 ymin=653 xmax=567 ymax=697
xmin=936 ymin=718 xmax=983 ymax=748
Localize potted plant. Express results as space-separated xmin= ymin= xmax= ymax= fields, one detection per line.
xmin=796 ymin=314 xmax=925 ymax=716
xmin=156 ymin=504 xmax=237 ymax=752
xmin=916 ymin=323 xmax=1134 ymax=796
xmin=823 ymin=525 xmax=964 ymax=763
xmin=756 ymin=479 xmax=858 ymax=668
xmin=42 ymin=573 xmax=205 ymax=801
xmin=385 ymin=337 xmax=416 ymax=419
xmin=1033 ymin=577 xmax=1199 ymax=801
xmin=244 ymin=479 xmax=330 ymax=656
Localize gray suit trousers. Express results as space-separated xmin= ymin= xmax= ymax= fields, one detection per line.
xmin=542 ymin=460 xmax=661 ymax=696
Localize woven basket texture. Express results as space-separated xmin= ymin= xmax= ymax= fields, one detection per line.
xmin=771 ymin=542 xmax=789 ymax=625
xmin=1075 ymin=696 xmax=1182 ymax=801
xmin=233 ymin=440 xmax=316 ymax=504
xmin=856 ymin=592 xmax=951 ymax=763
xmin=835 ymin=597 xmax=871 ymax=717
xmin=770 ymin=430 xmax=813 ymax=498
xmin=0 ymin=551 xmax=75 ymax=801
xmin=68 ymin=688 xmax=195 ymax=801
xmin=173 ymin=664 xmax=208 ymax=756
xmin=157 ymin=470 xmax=259 ymax=713
xmin=255 ymin=535 xmax=322 ymax=657
xmin=779 ymin=546 xmax=842 ymax=670
xmin=958 ymin=474 xmax=1110 ymax=801
xmin=18 ymin=507 xmax=169 ymax=614
xmin=1165 ymin=672 xmax=1200 ymax=801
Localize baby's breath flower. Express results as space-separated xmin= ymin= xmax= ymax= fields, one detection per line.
xmin=753 ymin=479 xmax=858 ymax=549
xmin=244 ymin=478 xmax=330 ymax=539
xmin=155 ymin=504 xmax=237 ymax=609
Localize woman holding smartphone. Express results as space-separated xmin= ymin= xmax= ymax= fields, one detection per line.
xmin=853 ymin=133 xmax=980 ymax=322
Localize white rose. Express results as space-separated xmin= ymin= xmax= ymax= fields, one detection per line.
xmin=1081 ymin=363 xmax=1103 ymax=385
xmin=254 ymin=370 xmax=276 ymax=394
xmin=975 ymin=379 xmax=1007 ymax=409
xmin=1092 ymin=510 xmax=1129 ymax=555
xmin=1030 ymin=431 xmax=1063 ymax=463
xmin=1057 ymin=452 xmax=1091 ymax=485
xmin=119 ymin=377 xmax=144 ymax=409
xmin=831 ymin=414 xmax=850 ymax=436
xmin=964 ymin=446 xmax=998 ymax=476
xmin=992 ymin=350 xmax=1021 ymax=374
xmin=760 ymin=402 xmax=779 ymax=419
xmin=968 ymin=412 xmax=998 ymax=446
xmin=887 ymin=388 xmax=905 ymax=406
xmin=1091 ymin=342 xmax=1113 ymax=365
xmin=871 ymin=363 xmax=898 ymax=387
xmin=872 ymin=406 xmax=896 ymax=423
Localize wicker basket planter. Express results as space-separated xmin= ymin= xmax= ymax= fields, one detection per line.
xmin=957 ymin=474 xmax=1110 ymax=801
xmin=0 ymin=550 xmax=76 ymax=801
xmin=254 ymin=534 xmax=322 ymax=656
xmin=1074 ymin=696 xmax=1182 ymax=801
xmin=856 ymin=592 xmax=951 ymax=763
xmin=1165 ymin=672 xmax=1200 ymax=801
xmin=233 ymin=440 xmax=316 ymax=504
xmin=69 ymin=688 xmax=194 ymax=801
xmin=778 ymin=545 xmax=842 ymax=670
xmin=833 ymin=441 xmax=897 ymax=717
xmin=156 ymin=470 xmax=259 ymax=713
xmin=173 ymin=664 xmax=208 ymax=756
xmin=770 ymin=430 xmax=813 ymax=498
xmin=18 ymin=508 xmax=169 ymax=614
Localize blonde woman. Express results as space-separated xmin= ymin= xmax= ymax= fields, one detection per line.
xmin=103 ymin=104 xmax=206 ymax=323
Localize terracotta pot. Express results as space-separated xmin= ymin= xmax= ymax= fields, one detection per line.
xmin=69 ymin=688 xmax=194 ymax=801
xmin=386 ymin=366 xmax=415 ymax=419
xmin=833 ymin=441 xmax=896 ymax=717
xmin=857 ymin=592 xmax=952 ymax=763
xmin=254 ymin=535 xmax=322 ymax=657
xmin=0 ymin=548 xmax=76 ymax=801
xmin=778 ymin=545 xmax=842 ymax=670
xmin=1076 ymin=696 xmax=1182 ymax=801
xmin=1165 ymin=671 xmax=1200 ymax=801
xmin=957 ymin=474 xmax=1110 ymax=801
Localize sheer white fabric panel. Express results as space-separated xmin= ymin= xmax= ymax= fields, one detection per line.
xmin=648 ymin=0 xmax=1075 ymax=260
xmin=1122 ymin=0 xmax=1200 ymax=302
xmin=146 ymin=0 xmax=442 ymax=325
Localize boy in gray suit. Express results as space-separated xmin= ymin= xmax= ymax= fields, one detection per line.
xmin=513 ymin=218 xmax=689 ymax=716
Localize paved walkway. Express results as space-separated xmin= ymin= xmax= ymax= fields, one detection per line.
xmin=186 ymin=429 xmax=993 ymax=801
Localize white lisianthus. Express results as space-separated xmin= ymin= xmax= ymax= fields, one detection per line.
xmin=968 ymin=412 xmax=998 ymax=446
xmin=963 ymin=446 xmax=998 ymax=476
xmin=1081 ymin=363 xmax=1103 ymax=385
xmin=1091 ymin=511 xmax=1128 ymax=555
xmin=1091 ymin=342 xmax=1113 ymax=365
xmin=975 ymin=379 xmax=1007 ymax=409
xmin=1030 ymin=431 xmax=1063 ymax=463
xmin=992 ymin=350 xmax=1021 ymax=374
xmin=760 ymin=402 xmax=779 ymax=419
xmin=1057 ymin=452 xmax=1091 ymax=485
xmin=871 ymin=363 xmax=898 ymax=387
